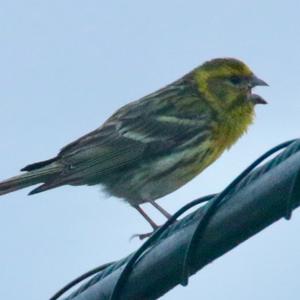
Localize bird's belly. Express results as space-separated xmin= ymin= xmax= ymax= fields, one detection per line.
xmin=106 ymin=141 xmax=220 ymax=205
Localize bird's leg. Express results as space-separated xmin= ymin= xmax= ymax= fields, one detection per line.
xmin=132 ymin=202 xmax=174 ymax=240
xmin=134 ymin=205 xmax=158 ymax=230
xmin=132 ymin=205 xmax=159 ymax=240
xmin=149 ymin=200 xmax=172 ymax=219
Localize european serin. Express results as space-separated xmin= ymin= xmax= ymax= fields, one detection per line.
xmin=0 ymin=58 xmax=267 ymax=230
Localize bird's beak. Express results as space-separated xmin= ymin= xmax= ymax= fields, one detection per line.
xmin=249 ymin=93 xmax=268 ymax=105
xmin=248 ymin=74 xmax=268 ymax=105
xmin=250 ymin=74 xmax=269 ymax=88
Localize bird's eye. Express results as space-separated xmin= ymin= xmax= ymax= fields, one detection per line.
xmin=229 ymin=75 xmax=242 ymax=85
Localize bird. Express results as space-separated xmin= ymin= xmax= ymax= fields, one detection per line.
xmin=0 ymin=58 xmax=267 ymax=237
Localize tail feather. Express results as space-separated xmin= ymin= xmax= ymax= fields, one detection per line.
xmin=0 ymin=162 xmax=61 ymax=196
xmin=28 ymin=180 xmax=65 ymax=195
xmin=21 ymin=157 xmax=57 ymax=172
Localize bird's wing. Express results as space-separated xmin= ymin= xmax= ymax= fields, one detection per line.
xmin=52 ymin=78 xmax=213 ymax=184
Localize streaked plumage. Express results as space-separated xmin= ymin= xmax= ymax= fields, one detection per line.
xmin=0 ymin=58 xmax=267 ymax=228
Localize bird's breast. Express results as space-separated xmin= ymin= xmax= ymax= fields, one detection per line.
xmin=212 ymin=105 xmax=255 ymax=153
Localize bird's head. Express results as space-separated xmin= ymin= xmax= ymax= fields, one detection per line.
xmin=194 ymin=58 xmax=268 ymax=112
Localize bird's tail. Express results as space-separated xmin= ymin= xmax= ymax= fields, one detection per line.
xmin=0 ymin=159 xmax=61 ymax=196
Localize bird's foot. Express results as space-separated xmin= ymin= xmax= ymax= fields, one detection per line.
xmin=130 ymin=230 xmax=157 ymax=241
xmin=130 ymin=217 xmax=179 ymax=241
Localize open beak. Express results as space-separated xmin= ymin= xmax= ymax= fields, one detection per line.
xmin=248 ymin=74 xmax=268 ymax=105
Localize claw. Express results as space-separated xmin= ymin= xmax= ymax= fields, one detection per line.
xmin=130 ymin=231 xmax=155 ymax=241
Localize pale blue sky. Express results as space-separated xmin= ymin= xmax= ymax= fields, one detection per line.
xmin=1 ymin=1 xmax=300 ymax=299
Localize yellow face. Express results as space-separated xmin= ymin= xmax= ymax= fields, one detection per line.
xmin=194 ymin=58 xmax=268 ymax=112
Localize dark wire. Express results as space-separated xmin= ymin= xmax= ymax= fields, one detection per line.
xmin=110 ymin=139 xmax=297 ymax=300
xmin=180 ymin=139 xmax=297 ymax=285
xmin=49 ymin=262 xmax=114 ymax=300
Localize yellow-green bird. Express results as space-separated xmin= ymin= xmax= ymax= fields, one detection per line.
xmin=0 ymin=58 xmax=267 ymax=232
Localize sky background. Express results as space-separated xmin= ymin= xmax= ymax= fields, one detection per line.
xmin=0 ymin=1 xmax=300 ymax=299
